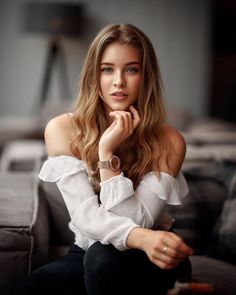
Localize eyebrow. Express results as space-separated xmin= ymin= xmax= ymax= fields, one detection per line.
xmin=100 ymin=61 xmax=141 ymax=66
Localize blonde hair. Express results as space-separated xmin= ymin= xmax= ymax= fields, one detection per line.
xmin=71 ymin=23 xmax=167 ymax=189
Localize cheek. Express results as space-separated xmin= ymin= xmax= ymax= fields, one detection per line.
xmin=132 ymin=76 xmax=142 ymax=93
xmin=100 ymin=76 xmax=111 ymax=93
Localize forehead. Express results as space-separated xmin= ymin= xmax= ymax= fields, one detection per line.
xmin=101 ymin=42 xmax=141 ymax=63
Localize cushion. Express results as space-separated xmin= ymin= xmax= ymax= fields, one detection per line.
xmin=39 ymin=180 xmax=74 ymax=246
xmin=165 ymin=161 xmax=228 ymax=254
xmin=208 ymin=165 xmax=236 ymax=264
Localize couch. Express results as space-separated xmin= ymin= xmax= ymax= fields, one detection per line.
xmin=0 ymin=118 xmax=236 ymax=295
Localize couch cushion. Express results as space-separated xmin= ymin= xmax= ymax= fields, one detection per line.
xmin=165 ymin=161 xmax=229 ymax=254
xmin=208 ymin=167 xmax=236 ymax=264
xmin=166 ymin=160 xmax=236 ymax=267
xmin=39 ymin=180 xmax=74 ymax=246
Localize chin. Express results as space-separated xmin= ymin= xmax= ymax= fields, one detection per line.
xmin=110 ymin=104 xmax=130 ymax=112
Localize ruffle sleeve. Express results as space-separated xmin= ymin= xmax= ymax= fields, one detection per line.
xmin=99 ymin=171 xmax=189 ymax=229
xmin=100 ymin=173 xmax=134 ymax=210
xmin=38 ymin=155 xmax=88 ymax=182
xmin=141 ymin=171 xmax=189 ymax=205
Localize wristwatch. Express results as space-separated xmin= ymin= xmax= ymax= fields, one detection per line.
xmin=97 ymin=155 xmax=121 ymax=171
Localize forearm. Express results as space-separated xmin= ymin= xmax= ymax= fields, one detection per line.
xmin=56 ymin=173 xmax=139 ymax=250
xmin=71 ymin=197 xmax=139 ymax=250
xmin=100 ymin=171 xmax=189 ymax=229
xmin=99 ymin=172 xmax=167 ymax=228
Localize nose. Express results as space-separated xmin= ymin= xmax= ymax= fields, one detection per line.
xmin=113 ymin=71 xmax=126 ymax=87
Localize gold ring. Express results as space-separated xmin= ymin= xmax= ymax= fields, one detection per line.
xmin=162 ymin=246 xmax=168 ymax=254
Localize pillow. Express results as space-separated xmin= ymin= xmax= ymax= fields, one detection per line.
xmin=165 ymin=161 xmax=227 ymax=254
xmin=208 ymin=168 xmax=236 ymax=264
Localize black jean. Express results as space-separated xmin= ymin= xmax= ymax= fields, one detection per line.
xmin=20 ymin=241 xmax=191 ymax=295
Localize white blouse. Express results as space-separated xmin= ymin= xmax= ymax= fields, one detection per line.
xmin=38 ymin=155 xmax=189 ymax=251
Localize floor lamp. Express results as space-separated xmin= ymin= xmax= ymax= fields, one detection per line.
xmin=22 ymin=2 xmax=85 ymax=105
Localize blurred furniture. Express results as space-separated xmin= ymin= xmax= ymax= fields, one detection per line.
xmin=0 ymin=99 xmax=72 ymax=149
xmin=22 ymin=1 xmax=85 ymax=105
xmin=210 ymin=0 xmax=236 ymax=123
xmin=0 ymin=140 xmax=48 ymax=295
xmin=0 ymin=140 xmax=45 ymax=173
xmin=0 ymin=117 xmax=236 ymax=294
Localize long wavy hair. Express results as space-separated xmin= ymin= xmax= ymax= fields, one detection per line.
xmin=71 ymin=23 xmax=167 ymax=190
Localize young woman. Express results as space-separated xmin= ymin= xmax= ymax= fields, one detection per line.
xmin=24 ymin=23 xmax=193 ymax=295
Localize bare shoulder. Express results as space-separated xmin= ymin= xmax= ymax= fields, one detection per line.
xmin=44 ymin=113 xmax=77 ymax=157
xmin=160 ymin=125 xmax=186 ymax=177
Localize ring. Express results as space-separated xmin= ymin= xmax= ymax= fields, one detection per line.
xmin=162 ymin=246 xmax=168 ymax=254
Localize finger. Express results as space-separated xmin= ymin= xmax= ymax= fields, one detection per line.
xmin=123 ymin=112 xmax=132 ymax=133
xmin=156 ymin=253 xmax=182 ymax=266
xmin=129 ymin=105 xmax=140 ymax=129
xmin=152 ymin=257 xmax=179 ymax=270
xmin=162 ymin=246 xmax=187 ymax=262
xmin=109 ymin=112 xmax=124 ymax=130
xmin=123 ymin=111 xmax=135 ymax=134
xmin=126 ymin=112 xmax=133 ymax=133
xmin=170 ymin=233 xmax=193 ymax=255
xmin=165 ymin=233 xmax=193 ymax=256
xmin=154 ymin=246 xmax=185 ymax=265
xmin=111 ymin=111 xmax=132 ymax=134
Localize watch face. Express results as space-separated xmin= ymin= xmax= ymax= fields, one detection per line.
xmin=111 ymin=156 xmax=120 ymax=170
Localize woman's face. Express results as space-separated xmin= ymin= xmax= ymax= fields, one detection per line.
xmin=99 ymin=42 xmax=142 ymax=114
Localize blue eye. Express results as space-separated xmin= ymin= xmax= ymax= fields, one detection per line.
xmin=126 ymin=67 xmax=139 ymax=73
xmin=101 ymin=67 xmax=113 ymax=72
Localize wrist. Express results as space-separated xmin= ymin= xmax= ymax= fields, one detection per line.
xmin=126 ymin=227 xmax=151 ymax=251
xmin=98 ymin=149 xmax=113 ymax=161
xmin=98 ymin=155 xmax=121 ymax=171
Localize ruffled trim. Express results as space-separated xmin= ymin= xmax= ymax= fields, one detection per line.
xmin=141 ymin=171 xmax=189 ymax=205
xmin=38 ymin=155 xmax=87 ymax=182
xmin=100 ymin=173 xmax=134 ymax=210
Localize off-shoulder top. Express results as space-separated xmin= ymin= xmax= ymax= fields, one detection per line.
xmin=38 ymin=155 xmax=189 ymax=251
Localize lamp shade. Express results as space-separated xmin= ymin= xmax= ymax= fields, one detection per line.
xmin=22 ymin=2 xmax=85 ymax=36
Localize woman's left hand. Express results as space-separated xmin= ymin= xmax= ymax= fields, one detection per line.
xmin=127 ymin=227 xmax=193 ymax=270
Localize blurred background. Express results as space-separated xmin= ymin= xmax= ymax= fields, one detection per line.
xmin=0 ymin=0 xmax=235 ymax=143
xmin=1 ymin=2 xmax=236 ymax=292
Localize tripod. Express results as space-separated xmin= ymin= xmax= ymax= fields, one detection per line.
xmin=39 ymin=37 xmax=71 ymax=105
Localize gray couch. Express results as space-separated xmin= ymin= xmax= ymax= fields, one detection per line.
xmin=166 ymin=160 xmax=236 ymax=294
xmin=1 ymin=122 xmax=236 ymax=294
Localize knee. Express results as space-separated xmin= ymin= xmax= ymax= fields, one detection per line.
xmin=84 ymin=242 xmax=121 ymax=274
xmin=21 ymin=264 xmax=69 ymax=295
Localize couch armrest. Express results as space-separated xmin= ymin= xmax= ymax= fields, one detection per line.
xmin=0 ymin=173 xmax=49 ymax=292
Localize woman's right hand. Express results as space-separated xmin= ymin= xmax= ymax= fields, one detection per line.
xmin=98 ymin=105 xmax=140 ymax=158
xmin=126 ymin=227 xmax=193 ymax=270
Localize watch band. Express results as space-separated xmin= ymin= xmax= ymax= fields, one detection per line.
xmin=97 ymin=155 xmax=121 ymax=171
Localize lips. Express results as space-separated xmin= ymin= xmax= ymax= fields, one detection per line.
xmin=111 ymin=91 xmax=128 ymax=98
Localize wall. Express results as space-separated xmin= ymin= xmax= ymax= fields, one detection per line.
xmin=0 ymin=0 xmax=211 ymax=122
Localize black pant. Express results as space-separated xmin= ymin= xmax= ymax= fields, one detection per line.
xmin=20 ymin=241 xmax=192 ymax=295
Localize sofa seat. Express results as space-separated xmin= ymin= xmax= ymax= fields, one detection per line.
xmin=190 ymin=255 xmax=236 ymax=295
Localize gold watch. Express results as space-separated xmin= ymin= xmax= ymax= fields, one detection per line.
xmin=97 ymin=155 xmax=121 ymax=171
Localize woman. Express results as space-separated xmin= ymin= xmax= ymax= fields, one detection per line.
xmin=24 ymin=23 xmax=193 ymax=295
